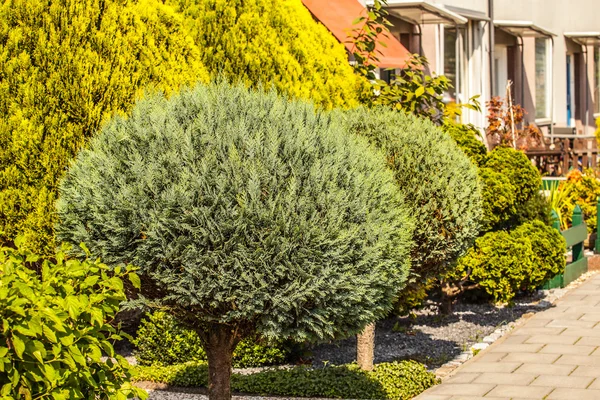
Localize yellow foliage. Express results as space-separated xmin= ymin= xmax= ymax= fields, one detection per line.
xmin=168 ymin=0 xmax=368 ymax=109
xmin=0 ymin=0 xmax=209 ymax=253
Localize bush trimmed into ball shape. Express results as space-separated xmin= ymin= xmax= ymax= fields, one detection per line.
xmin=479 ymin=167 xmax=517 ymax=232
xmin=443 ymin=123 xmax=487 ymax=167
xmin=454 ymin=220 xmax=565 ymax=303
xmin=0 ymin=0 xmax=209 ymax=254
xmin=338 ymin=107 xmax=483 ymax=281
xmin=484 ymin=147 xmax=541 ymax=204
xmin=167 ymin=0 xmax=368 ymax=109
xmin=56 ymin=82 xmax=413 ymax=399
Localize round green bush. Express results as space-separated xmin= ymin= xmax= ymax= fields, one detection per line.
xmin=479 ymin=167 xmax=517 ymax=232
xmin=338 ymin=107 xmax=483 ymax=282
xmin=512 ymin=220 xmax=566 ymax=289
xmin=443 ymin=123 xmax=487 ymax=167
xmin=484 ymin=147 xmax=541 ymax=204
xmin=134 ymin=311 xmax=289 ymax=368
xmin=454 ymin=220 xmax=566 ymax=303
xmin=56 ymin=81 xmax=414 ymax=396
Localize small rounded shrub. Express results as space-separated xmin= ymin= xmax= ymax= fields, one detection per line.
xmin=484 ymin=147 xmax=541 ymax=204
xmin=338 ymin=107 xmax=483 ymax=282
xmin=453 ymin=220 xmax=566 ymax=303
xmin=0 ymin=239 xmax=146 ymax=399
xmin=134 ymin=311 xmax=289 ymax=368
xmin=444 ymin=123 xmax=487 ymax=167
xmin=134 ymin=360 xmax=439 ymax=400
xmin=479 ymin=167 xmax=516 ymax=231
xmin=512 ymin=220 xmax=566 ymax=289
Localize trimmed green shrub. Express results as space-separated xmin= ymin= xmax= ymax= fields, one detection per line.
xmin=134 ymin=360 xmax=439 ymax=400
xmin=512 ymin=191 xmax=553 ymax=228
xmin=484 ymin=147 xmax=541 ymax=204
xmin=0 ymin=238 xmax=146 ymax=399
xmin=0 ymin=0 xmax=209 ymax=254
xmin=512 ymin=221 xmax=566 ymax=289
xmin=56 ymin=81 xmax=414 ymax=398
xmin=479 ymin=167 xmax=516 ymax=231
xmin=453 ymin=220 xmax=566 ymax=303
xmin=168 ymin=0 xmax=367 ymax=109
xmin=338 ymin=107 xmax=483 ymax=283
xmin=444 ymin=123 xmax=487 ymax=167
xmin=134 ymin=311 xmax=288 ymax=368
xmin=134 ymin=311 xmax=206 ymax=366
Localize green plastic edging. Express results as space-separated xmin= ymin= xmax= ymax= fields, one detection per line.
xmin=542 ymin=273 xmax=564 ymax=289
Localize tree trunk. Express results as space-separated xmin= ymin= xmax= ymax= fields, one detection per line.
xmin=357 ymin=323 xmax=375 ymax=371
xmin=204 ymin=324 xmax=238 ymax=400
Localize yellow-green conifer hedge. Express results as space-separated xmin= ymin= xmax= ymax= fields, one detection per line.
xmin=168 ymin=0 xmax=368 ymax=109
xmin=0 ymin=0 xmax=209 ymax=253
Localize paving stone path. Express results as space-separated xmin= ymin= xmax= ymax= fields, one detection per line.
xmin=416 ymin=273 xmax=600 ymax=399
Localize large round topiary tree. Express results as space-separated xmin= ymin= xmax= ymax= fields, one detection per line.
xmin=56 ymin=82 xmax=414 ymax=400
xmin=0 ymin=0 xmax=209 ymax=254
xmin=337 ymin=107 xmax=483 ymax=287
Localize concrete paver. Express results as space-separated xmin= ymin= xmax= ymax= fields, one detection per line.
xmin=415 ymin=273 xmax=600 ymax=399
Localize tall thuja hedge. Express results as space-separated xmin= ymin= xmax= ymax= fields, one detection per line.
xmin=56 ymin=81 xmax=414 ymax=399
xmin=0 ymin=0 xmax=209 ymax=253
xmin=338 ymin=107 xmax=483 ymax=306
xmin=167 ymin=0 xmax=367 ymax=109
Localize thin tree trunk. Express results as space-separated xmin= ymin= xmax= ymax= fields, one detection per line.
xmin=204 ymin=324 xmax=238 ymax=400
xmin=357 ymin=323 xmax=375 ymax=371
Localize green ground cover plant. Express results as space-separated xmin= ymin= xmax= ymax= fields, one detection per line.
xmin=0 ymin=238 xmax=146 ymax=399
xmin=56 ymin=81 xmax=414 ymax=399
xmin=133 ymin=360 xmax=439 ymax=400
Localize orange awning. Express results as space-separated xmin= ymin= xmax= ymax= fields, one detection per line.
xmin=302 ymin=0 xmax=412 ymax=69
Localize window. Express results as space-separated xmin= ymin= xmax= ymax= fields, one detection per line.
xmin=595 ymin=46 xmax=600 ymax=114
xmin=442 ymin=26 xmax=466 ymax=104
xmin=535 ymin=37 xmax=551 ymax=120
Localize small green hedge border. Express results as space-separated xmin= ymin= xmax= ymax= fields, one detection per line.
xmin=133 ymin=311 xmax=289 ymax=368
xmin=133 ymin=360 xmax=439 ymax=400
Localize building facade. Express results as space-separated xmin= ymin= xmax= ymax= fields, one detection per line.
xmin=350 ymin=0 xmax=600 ymax=138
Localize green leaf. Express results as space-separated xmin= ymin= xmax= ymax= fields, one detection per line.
xmin=12 ymin=335 xmax=25 ymax=359
xmin=128 ymin=273 xmax=141 ymax=289
xmin=415 ymin=86 xmax=425 ymax=97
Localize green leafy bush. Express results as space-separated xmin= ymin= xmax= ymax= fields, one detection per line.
xmin=134 ymin=311 xmax=288 ymax=368
xmin=168 ymin=0 xmax=367 ymax=109
xmin=479 ymin=167 xmax=516 ymax=231
xmin=338 ymin=106 xmax=483 ymax=283
xmin=484 ymin=147 xmax=541 ymax=204
xmin=558 ymin=169 xmax=600 ymax=232
xmin=453 ymin=221 xmax=566 ymax=303
xmin=512 ymin=221 xmax=566 ymax=289
xmin=134 ymin=360 xmax=439 ymax=400
xmin=444 ymin=123 xmax=487 ymax=167
xmin=0 ymin=238 xmax=146 ymax=399
xmin=56 ymin=81 xmax=414 ymax=398
xmin=0 ymin=0 xmax=209 ymax=254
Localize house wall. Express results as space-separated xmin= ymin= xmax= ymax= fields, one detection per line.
xmin=495 ymin=0 xmax=599 ymax=134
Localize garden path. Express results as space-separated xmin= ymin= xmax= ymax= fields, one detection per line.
xmin=416 ymin=272 xmax=600 ymax=399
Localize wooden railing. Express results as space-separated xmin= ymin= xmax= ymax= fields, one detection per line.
xmin=526 ymin=136 xmax=598 ymax=176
